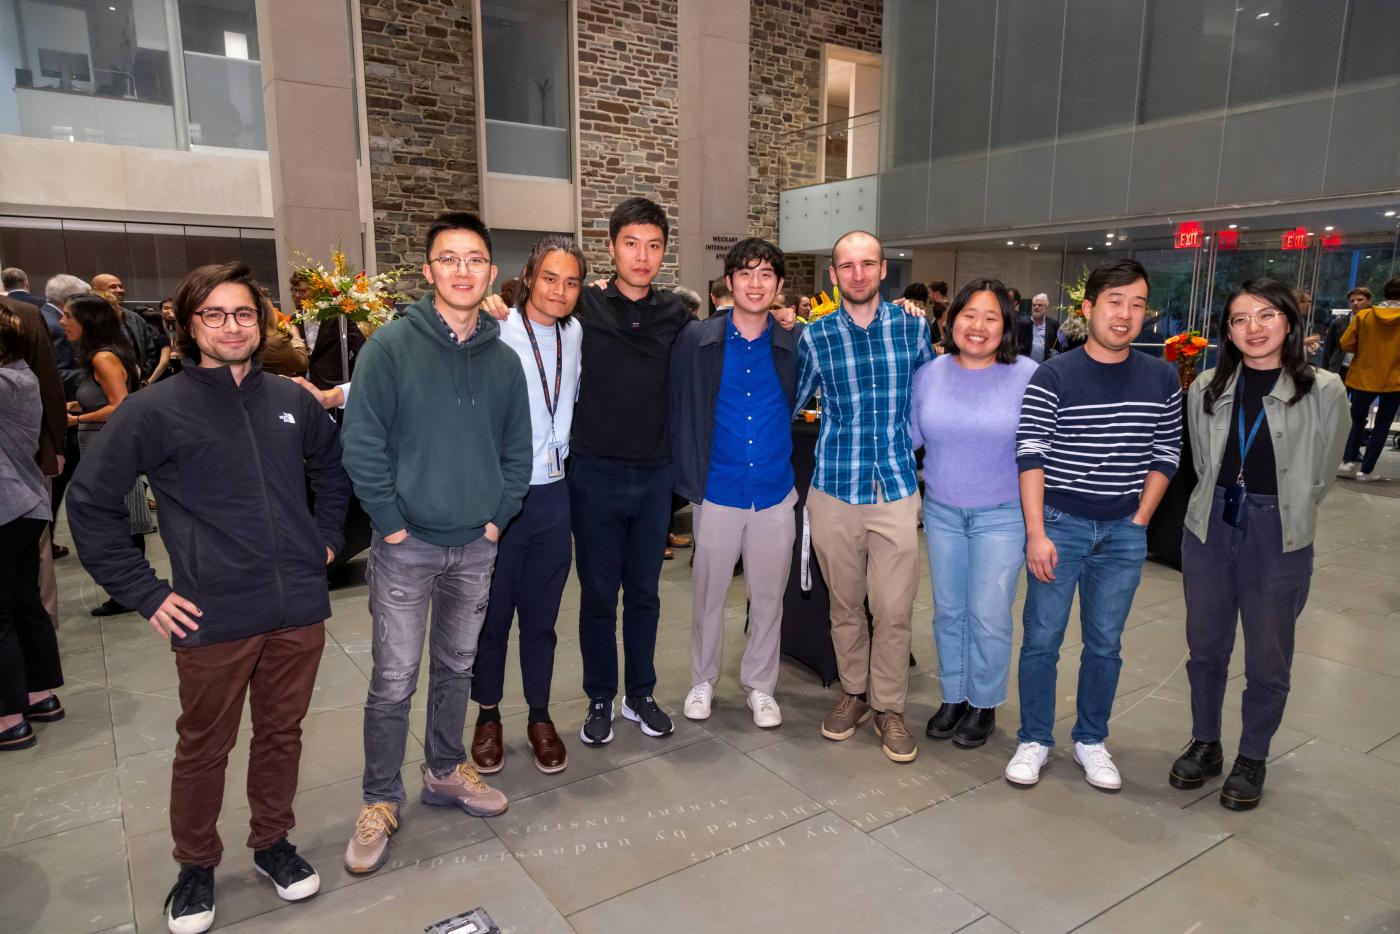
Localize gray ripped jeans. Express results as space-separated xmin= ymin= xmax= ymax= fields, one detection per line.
xmin=361 ymin=533 xmax=497 ymax=804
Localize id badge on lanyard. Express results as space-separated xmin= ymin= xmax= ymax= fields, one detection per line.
xmin=546 ymin=431 xmax=564 ymax=478
xmin=1225 ymin=393 xmax=1268 ymax=530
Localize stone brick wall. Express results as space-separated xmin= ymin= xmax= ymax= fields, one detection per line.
xmin=748 ymin=0 xmax=884 ymax=255
xmin=575 ymin=0 xmax=681 ymax=287
xmin=360 ymin=0 xmax=478 ymax=288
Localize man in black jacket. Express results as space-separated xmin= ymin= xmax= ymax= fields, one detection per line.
xmin=1015 ymin=292 xmax=1059 ymax=363
xmin=671 ymin=238 xmax=801 ymax=729
xmin=67 ymin=262 xmax=351 ymax=934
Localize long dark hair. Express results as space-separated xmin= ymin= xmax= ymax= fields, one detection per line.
xmin=1203 ymin=277 xmax=1315 ymax=414
xmin=67 ymin=294 xmax=139 ymax=387
xmin=517 ymin=234 xmax=587 ymax=325
xmin=940 ymin=278 xmax=1019 ymax=364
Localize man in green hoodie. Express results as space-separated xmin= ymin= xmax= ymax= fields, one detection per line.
xmin=340 ymin=211 xmax=532 ymax=875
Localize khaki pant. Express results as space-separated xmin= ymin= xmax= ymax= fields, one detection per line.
xmin=807 ymin=487 xmax=921 ymax=713
xmin=690 ymin=490 xmax=797 ymax=696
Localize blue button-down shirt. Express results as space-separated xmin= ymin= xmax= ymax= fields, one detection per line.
xmin=704 ymin=317 xmax=794 ymax=510
xmin=794 ymin=301 xmax=934 ymax=504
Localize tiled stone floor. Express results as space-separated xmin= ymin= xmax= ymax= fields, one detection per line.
xmin=5 ymin=455 xmax=1400 ymax=933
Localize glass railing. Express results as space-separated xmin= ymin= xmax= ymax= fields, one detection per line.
xmin=485 ymin=118 xmax=570 ymax=180
xmin=183 ymin=52 xmax=266 ymax=151
xmin=781 ymin=110 xmax=880 ymax=191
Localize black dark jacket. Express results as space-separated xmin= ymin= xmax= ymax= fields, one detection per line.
xmin=670 ymin=313 xmax=801 ymax=504
xmin=307 ymin=316 xmax=367 ymax=389
xmin=1015 ymin=315 xmax=1059 ymax=359
xmin=66 ymin=364 xmax=351 ymax=647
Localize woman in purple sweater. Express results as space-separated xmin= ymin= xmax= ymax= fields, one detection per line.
xmin=911 ymin=279 xmax=1037 ymax=748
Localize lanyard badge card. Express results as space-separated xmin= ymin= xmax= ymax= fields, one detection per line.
xmin=523 ymin=313 xmax=565 ymax=479
xmin=1225 ymin=397 xmax=1267 ymax=530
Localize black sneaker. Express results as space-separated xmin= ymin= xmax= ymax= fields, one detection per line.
xmin=580 ymin=698 xmax=614 ymax=746
xmin=926 ymin=701 xmax=970 ymax=739
xmin=622 ymin=695 xmax=674 ymax=737
xmin=1169 ymin=738 xmax=1223 ymax=790
xmin=163 ymin=864 xmax=215 ymax=934
xmin=253 ymin=838 xmax=320 ymax=901
xmin=952 ymin=707 xmax=995 ymax=749
xmin=1220 ymin=755 xmax=1266 ymax=811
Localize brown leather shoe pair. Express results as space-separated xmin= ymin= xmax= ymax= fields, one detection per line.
xmin=471 ymin=719 xmax=568 ymax=774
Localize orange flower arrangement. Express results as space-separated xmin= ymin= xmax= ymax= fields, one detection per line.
xmin=1164 ymin=330 xmax=1209 ymax=387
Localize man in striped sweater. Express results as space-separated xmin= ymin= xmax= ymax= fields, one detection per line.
xmin=1005 ymin=259 xmax=1181 ymax=791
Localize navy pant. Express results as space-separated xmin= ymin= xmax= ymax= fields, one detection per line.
xmin=1342 ymin=389 xmax=1400 ymax=474
xmin=472 ymin=481 xmax=572 ymax=709
xmin=569 ymin=454 xmax=672 ymax=701
xmin=1182 ymin=489 xmax=1313 ymax=760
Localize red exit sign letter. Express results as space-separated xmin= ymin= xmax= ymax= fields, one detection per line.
xmin=1217 ymin=229 xmax=1239 ymax=250
xmin=1320 ymin=233 xmax=1344 ymax=250
xmin=1281 ymin=227 xmax=1310 ymax=250
xmin=1175 ymin=221 xmax=1203 ymax=249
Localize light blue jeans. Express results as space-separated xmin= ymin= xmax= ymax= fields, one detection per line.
xmin=924 ymin=498 xmax=1026 ymax=709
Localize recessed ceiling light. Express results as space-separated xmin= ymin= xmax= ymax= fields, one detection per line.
xmin=1256 ymin=11 xmax=1270 ymax=18
xmin=1087 ymin=246 xmax=1094 ymax=251
xmin=1006 ymin=240 xmax=1015 ymax=246
xmin=1106 ymin=232 xmax=1115 ymax=239
xmin=1118 ymin=235 xmax=1127 ymax=241
xmin=1386 ymin=210 xmax=1397 ymax=217
xmin=1228 ymin=223 xmax=1238 ymax=229
xmin=1324 ymin=226 xmax=1334 ymax=231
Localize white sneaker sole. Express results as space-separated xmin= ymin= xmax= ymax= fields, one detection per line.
xmin=1075 ymin=755 xmax=1122 ymax=791
xmin=255 ymin=864 xmax=321 ymax=901
xmin=167 ymin=906 xmax=215 ymax=934
xmin=579 ymin=704 xmax=615 ymax=746
xmin=1005 ymin=758 xmax=1048 ymax=786
xmin=621 ymin=700 xmax=674 ymax=737
xmin=683 ymin=699 xmax=712 ymax=720
xmin=747 ymin=696 xmax=781 ymax=728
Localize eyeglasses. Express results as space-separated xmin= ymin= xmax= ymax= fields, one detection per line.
xmin=1227 ymin=310 xmax=1283 ymax=331
xmin=431 ymin=255 xmax=491 ymax=274
xmin=196 ymin=307 xmax=260 ymax=327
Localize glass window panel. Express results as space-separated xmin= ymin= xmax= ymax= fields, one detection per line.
xmin=930 ymin=0 xmax=996 ymax=159
xmin=61 ymin=222 xmax=131 ymax=293
xmin=1226 ymin=0 xmax=1345 ymax=107
xmin=1127 ymin=119 xmax=1223 ymax=214
xmin=125 ymin=225 xmax=189 ymax=304
xmin=178 ymin=0 xmax=259 ymax=60
xmin=184 ymin=230 xmax=242 ymax=271
xmin=0 ymin=219 xmax=67 ymax=296
xmin=178 ymin=0 xmax=264 ymax=150
xmin=878 ymin=0 xmax=936 ymax=238
xmin=1058 ymin=0 xmax=1144 ymax=137
xmin=481 ymin=0 xmax=570 ymax=179
xmin=1138 ymin=0 xmax=1233 ymax=124
xmin=1339 ymin=0 xmax=1400 ymax=85
xmin=989 ymin=0 xmax=1064 ymax=149
xmin=1219 ymin=98 xmax=1331 ymax=203
xmin=1326 ymin=0 xmax=1400 ymax=196
xmin=1051 ymin=133 xmax=1131 ymax=222
xmin=238 ymin=233 xmax=278 ymax=298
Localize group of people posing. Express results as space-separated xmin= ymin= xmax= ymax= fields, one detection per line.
xmin=0 ymin=194 xmax=1358 ymax=934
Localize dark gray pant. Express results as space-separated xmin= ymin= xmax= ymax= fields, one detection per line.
xmin=1182 ymin=489 xmax=1313 ymax=760
xmin=362 ymin=533 xmax=497 ymax=804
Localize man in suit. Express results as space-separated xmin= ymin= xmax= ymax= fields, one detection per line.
xmin=289 ymin=271 xmax=368 ymax=390
xmin=2 ymin=267 xmax=43 ymax=309
xmin=1016 ymin=292 xmax=1059 ymax=363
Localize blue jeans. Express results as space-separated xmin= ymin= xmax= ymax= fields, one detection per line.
xmin=923 ymin=498 xmax=1025 ymax=708
xmin=1017 ymin=506 xmax=1146 ymax=747
xmin=361 ymin=533 xmax=497 ymax=804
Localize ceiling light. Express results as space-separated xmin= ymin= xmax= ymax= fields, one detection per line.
xmin=1256 ymin=11 xmax=1270 ymax=18
xmin=1228 ymin=223 xmax=1238 ymax=228
xmin=1106 ymin=232 xmax=1115 ymax=239
xmin=1118 ymin=235 xmax=1127 ymax=241
xmin=1386 ymin=210 xmax=1397 ymax=217
xmin=1324 ymin=225 xmax=1334 ymax=231
xmin=1006 ymin=240 xmax=1015 ymax=246
xmin=1087 ymin=246 xmax=1094 ymax=251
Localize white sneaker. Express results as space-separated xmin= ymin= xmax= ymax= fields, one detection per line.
xmin=1004 ymin=742 xmax=1050 ymax=786
xmin=1355 ymin=471 xmax=1382 ymax=483
xmin=1074 ymin=741 xmax=1122 ymax=790
xmin=747 ymin=690 xmax=782 ymax=728
xmin=683 ymin=683 xmax=713 ymax=720
xmin=1337 ymin=461 xmax=1360 ymax=478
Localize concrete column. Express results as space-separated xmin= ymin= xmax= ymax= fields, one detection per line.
xmin=256 ymin=0 xmax=367 ymax=307
xmin=677 ymin=0 xmax=750 ymax=301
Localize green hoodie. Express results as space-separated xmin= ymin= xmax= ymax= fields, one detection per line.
xmin=342 ymin=295 xmax=532 ymax=546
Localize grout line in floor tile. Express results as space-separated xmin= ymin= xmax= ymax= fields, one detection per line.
xmin=1065 ymin=833 xmax=1233 ymax=933
xmin=1365 ymin=729 xmax=1400 ymax=755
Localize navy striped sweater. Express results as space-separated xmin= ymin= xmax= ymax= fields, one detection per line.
xmin=1016 ymin=348 xmax=1182 ymax=520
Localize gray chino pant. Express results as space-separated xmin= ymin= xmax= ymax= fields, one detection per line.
xmin=362 ymin=533 xmax=497 ymax=804
xmin=689 ymin=490 xmax=797 ymax=697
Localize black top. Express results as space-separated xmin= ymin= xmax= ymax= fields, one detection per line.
xmin=570 ymin=278 xmax=690 ymax=465
xmin=1216 ymin=364 xmax=1279 ymax=495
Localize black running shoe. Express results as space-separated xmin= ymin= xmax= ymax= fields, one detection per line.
xmin=622 ymin=695 xmax=674 ymax=737
xmin=253 ymin=838 xmax=320 ymax=901
xmin=163 ymin=864 xmax=215 ymax=934
xmin=580 ymin=698 xmax=614 ymax=746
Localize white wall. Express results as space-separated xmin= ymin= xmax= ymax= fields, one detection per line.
xmin=0 ymin=0 xmax=21 ymax=134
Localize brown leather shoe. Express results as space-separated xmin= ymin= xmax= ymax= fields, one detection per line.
xmin=527 ymin=721 xmax=568 ymax=774
xmin=470 ymin=720 xmax=504 ymax=774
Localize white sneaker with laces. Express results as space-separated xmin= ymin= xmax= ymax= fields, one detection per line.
xmin=683 ymin=683 xmax=713 ymax=720
xmin=1004 ymin=741 xmax=1049 ymax=785
xmin=1355 ymin=471 xmax=1382 ymax=483
xmin=1074 ymin=741 xmax=1122 ymax=790
xmin=747 ymin=690 xmax=782 ymax=728
xmin=1337 ymin=461 xmax=1360 ymax=478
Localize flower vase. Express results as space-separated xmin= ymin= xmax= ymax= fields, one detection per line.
xmin=1177 ymin=360 xmax=1198 ymax=389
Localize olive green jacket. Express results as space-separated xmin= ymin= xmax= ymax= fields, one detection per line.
xmin=1184 ymin=366 xmax=1349 ymax=552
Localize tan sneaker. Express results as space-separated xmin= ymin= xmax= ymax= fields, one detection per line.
xmin=874 ymin=711 xmax=918 ymax=763
xmin=820 ymin=693 xmax=871 ymax=740
xmin=344 ymin=801 xmax=399 ymax=874
xmin=419 ymin=762 xmax=508 ymax=816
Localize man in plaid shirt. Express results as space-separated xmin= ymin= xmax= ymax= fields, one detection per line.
xmin=795 ymin=230 xmax=934 ymax=763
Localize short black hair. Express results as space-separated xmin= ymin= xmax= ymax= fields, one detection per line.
xmin=941 ymin=278 xmax=1018 ymax=365
xmin=608 ymin=197 xmax=668 ymax=245
xmin=1084 ymin=259 xmax=1150 ymax=305
xmin=425 ymin=211 xmax=493 ymax=261
xmin=0 ymin=301 xmax=33 ymax=365
xmin=723 ymin=237 xmax=785 ymax=282
xmin=1384 ymin=277 xmax=1400 ymax=302
xmin=928 ymin=280 xmax=948 ymax=296
xmin=902 ymin=282 xmax=929 ymax=303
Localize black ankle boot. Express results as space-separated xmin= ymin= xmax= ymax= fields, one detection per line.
xmin=91 ymin=597 xmax=132 ymax=617
xmin=1169 ymin=738 xmax=1223 ymax=789
xmin=952 ymin=707 xmax=995 ymax=748
xmin=925 ymin=700 xmax=970 ymax=739
xmin=1220 ymin=755 xmax=1266 ymax=811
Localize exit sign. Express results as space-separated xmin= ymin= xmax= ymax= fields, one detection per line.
xmin=1174 ymin=221 xmax=1203 ymax=249
xmin=1281 ymin=227 xmax=1311 ymax=250
xmin=1320 ymin=232 xmax=1344 ymax=250
xmin=1217 ymin=229 xmax=1239 ymax=250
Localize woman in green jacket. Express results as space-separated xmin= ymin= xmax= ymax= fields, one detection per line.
xmin=1169 ymin=277 xmax=1348 ymax=811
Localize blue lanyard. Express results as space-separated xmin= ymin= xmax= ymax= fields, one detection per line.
xmin=1235 ymin=393 xmax=1268 ymax=484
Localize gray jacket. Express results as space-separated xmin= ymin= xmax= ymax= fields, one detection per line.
xmin=0 ymin=361 xmax=51 ymax=526
xmin=1184 ymin=366 xmax=1348 ymax=552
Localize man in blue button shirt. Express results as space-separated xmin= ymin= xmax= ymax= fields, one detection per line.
xmin=672 ymin=238 xmax=800 ymax=729
xmin=795 ymin=230 xmax=934 ymax=763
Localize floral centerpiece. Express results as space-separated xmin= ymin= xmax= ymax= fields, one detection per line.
xmin=1164 ymin=330 xmax=1209 ymax=387
xmin=1057 ymin=267 xmax=1091 ymax=347
xmin=289 ymin=245 xmax=412 ymax=381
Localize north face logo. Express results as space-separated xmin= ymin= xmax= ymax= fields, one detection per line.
xmin=279 ymin=412 xmax=296 ymax=424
